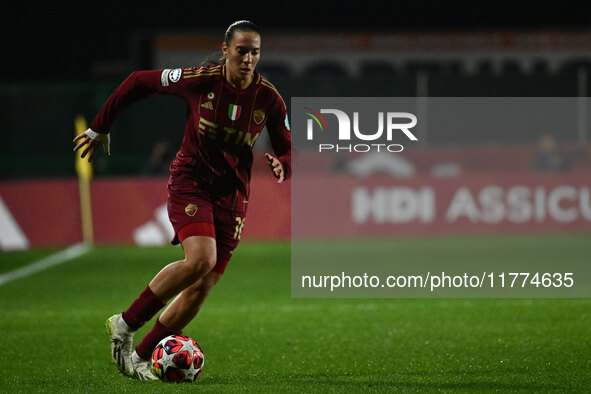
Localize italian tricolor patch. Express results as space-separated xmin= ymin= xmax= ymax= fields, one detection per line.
xmin=228 ymin=104 xmax=242 ymax=121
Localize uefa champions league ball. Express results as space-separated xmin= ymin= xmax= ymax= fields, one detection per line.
xmin=151 ymin=335 xmax=204 ymax=382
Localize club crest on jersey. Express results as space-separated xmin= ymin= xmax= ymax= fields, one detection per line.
xmin=207 ymin=92 xmax=215 ymax=100
xmin=228 ymin=104 xmax=241 ymax=121
xmin=253 ymin=109 xmax=265 ymax=125
xmin=185 ymin=203 xmax=198 ymax=217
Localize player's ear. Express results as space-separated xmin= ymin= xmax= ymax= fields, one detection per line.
xmin=221 ymin=43 xmax=229 ymax=57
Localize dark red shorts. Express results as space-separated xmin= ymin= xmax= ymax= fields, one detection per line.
xmin=167 ymin=185 xmax=246 ymax=275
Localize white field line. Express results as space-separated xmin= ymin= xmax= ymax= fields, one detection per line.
xmin=0 ymin=243 xmax=91 ymax=287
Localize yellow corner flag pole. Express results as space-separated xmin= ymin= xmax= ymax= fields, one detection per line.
xmin=74 ymin=115 xmax=94 ymax=245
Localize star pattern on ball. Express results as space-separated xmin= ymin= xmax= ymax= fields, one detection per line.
xmin=160 ymin=348 xmax=177 ymax=368
xmin=177 ymin=337 xmax=197 ymax=353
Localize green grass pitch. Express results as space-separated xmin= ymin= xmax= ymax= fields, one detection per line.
xmin=0 ymin=236 xmax=589 ymax=393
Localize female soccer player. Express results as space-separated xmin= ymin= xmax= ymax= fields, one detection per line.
xmin=73 ymin=20 xmax=291 ymax=380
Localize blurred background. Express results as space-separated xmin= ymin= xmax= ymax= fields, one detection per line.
xmin=1 ymin=1 xmax=591 ymax=249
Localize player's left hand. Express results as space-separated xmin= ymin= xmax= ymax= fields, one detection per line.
xmin=265 ymin=153 xmax=284 ymax=183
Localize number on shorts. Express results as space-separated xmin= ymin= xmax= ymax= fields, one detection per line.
xmin=234 ymin=217 xmax=245 ymax=239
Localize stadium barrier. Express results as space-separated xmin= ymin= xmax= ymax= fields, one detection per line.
xmin=2 ymin=171 xmax=591 ymax=250
xmin=0 ymin=176 xmax=290 ymax=250
xmin=293 ymin=172 xmax=591 ymax=239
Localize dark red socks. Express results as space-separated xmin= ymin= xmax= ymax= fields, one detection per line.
xmin=135 ymin=318 xmax=182 ymax=360
xmin=121 ymin=286 xmax=166 ymax=331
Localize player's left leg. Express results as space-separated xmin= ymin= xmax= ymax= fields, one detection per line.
xmin=159 ymin=269 xmax=223 ymax=330
xmin=129 ymin=249 xmax=233 ymax=380
xmin=132 ymin=260 xmax=226 ymax=362
xmin=129 ymin=264 xmax=224 ymax=380
xmin=130 ymin=207 xmax=242 ymax=379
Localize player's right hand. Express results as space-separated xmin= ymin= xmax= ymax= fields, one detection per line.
xmin=73 ymin=128 xmax=111 ymax=162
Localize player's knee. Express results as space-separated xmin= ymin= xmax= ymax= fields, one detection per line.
xmin=184 ymin=253 xmax=216 ymax=278
xmin=181 ymin=237 xmax=217 ymax=279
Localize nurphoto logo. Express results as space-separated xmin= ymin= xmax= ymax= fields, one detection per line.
xmin=304 ymin=107 xmax=418 ymax=153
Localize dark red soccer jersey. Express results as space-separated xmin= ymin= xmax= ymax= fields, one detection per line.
xmin=90 ymin=64 xmax=291 ymax=213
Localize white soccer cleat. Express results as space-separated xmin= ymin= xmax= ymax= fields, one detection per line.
xmin=105 ymin=314 xmax=134 ymax=377
xmin=132 ymin=351 xmax=158 ymax=381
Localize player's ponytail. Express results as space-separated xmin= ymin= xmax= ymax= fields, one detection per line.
xmin=200 ymin=20 xmax=261 ymax=66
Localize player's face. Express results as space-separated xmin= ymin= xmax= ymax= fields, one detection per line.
xmin=222 ymin=31 xmax=261 ymax=85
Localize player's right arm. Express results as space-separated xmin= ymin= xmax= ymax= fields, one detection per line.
xmin=89 ymin=69 xmax=194 ymax=134
xmin=73 ymin=67 xmax=215 ymax=161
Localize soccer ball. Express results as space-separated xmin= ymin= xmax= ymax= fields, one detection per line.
xmin=151 ymin=335 xmax=204 ymax=383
